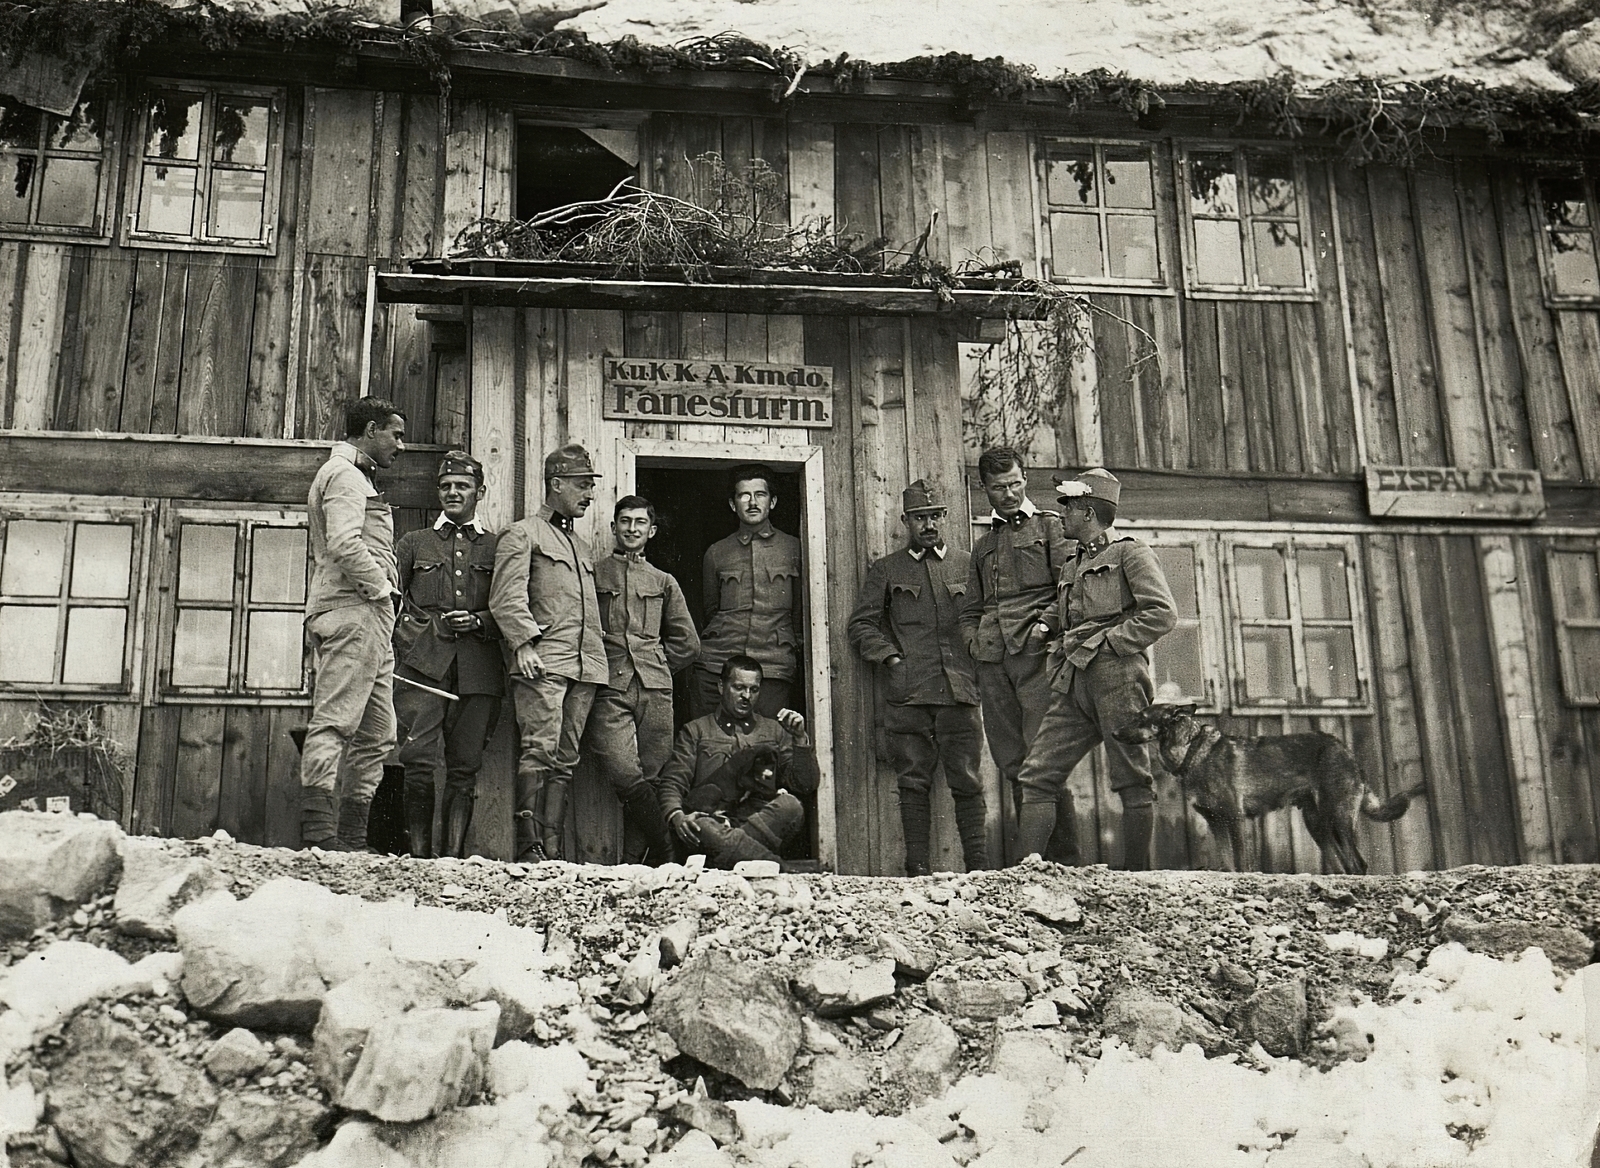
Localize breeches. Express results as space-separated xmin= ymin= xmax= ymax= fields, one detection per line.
xmin=582 ymin=675 xmax=675 ymax=798
xmin=690 ymin=792 xmax=805 ymax=865
xmin=883 ymin=702 xmax=984 ymax=799
xmin=975 ymin=646 xmax=1052 ymax=787
xmin=394 ymin=663 xmax=500 ymax=798
xmin=1017 ymin=653 xmax=1157 ymax=806
xmin=510 ymin=674 xmax=596 ymax=808
xmin=301 ymin=602 xmax=396 ymax=802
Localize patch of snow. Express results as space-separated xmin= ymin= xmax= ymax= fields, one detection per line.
xmin=0 ymin=942 xmax=181 ymax=1064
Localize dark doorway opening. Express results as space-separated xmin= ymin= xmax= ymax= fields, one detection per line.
xmin=634 ymin=461 xmax=815 ymax=860
xmin=516 ymin=125 xmax=636 ymax=220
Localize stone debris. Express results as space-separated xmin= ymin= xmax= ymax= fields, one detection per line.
xmin=657 ymin=917 xmax=699 ymax=968
xmin=791 ymin=956 xmax=897 ymax=1017
xmin=651 ymin=950 xmax=801 ymax=1091
xmin=670 ymin=1081 xmax=743 ymax=1146
xmin=806 ymin=1050 xmax=873 ymax=1111
xmin=454 ymin=958 xmax=580 ymax=1045
xmin=875 ymin=930 xmax=939 ymax=980
xmin=925 ymin=978 xmax=1027 ymax=1019
xmin=0 ymin=941 xmax=181 ymax=1064
xmin=881 ymin=1013 xmax=961 ymax=1101
xmin=0 ymin=811 xmax=122 ymax=940
xmin=1440 ymin=916 xmax=1595 ymax=969
xmin=312 ymin=956 xmax=463 ymax=1098
xmin=203 ymin=1027 xmax=272 ymax=1081
xmin=1101 ymin=986 xmax=1226 ymax=1056
xmin=616 ymin=934 xmax=662 ymax=1006
xmin=336 ymin=1003 xmax=499 ymax=1123
xmin=113 ymin=841 xmax=225 ymax=941
xmin=1021 ymin=884 xmax=1083 ymax=926
xmin=185 ymin=1091 xmax=327 ymax=1168
xmin=1227 ymin=978 xmax=1309 ymax=1058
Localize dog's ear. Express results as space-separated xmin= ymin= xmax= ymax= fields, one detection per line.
xmin=1170 ymin=703 xmax=1197 ymax=718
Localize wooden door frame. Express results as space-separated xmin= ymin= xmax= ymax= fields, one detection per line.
xmin=615 ymin=436 xmax=838 ymax=871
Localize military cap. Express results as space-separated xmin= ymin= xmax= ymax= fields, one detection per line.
xmin=544 ymin=444 xmax=601 ymax=479
xmin=901 ymin=478 xmax=945 ymax=515
xmin=1053 ymin=467 xmax=1121 ymax=507
xmin=437 ymin=449 xmax=484 ymax=484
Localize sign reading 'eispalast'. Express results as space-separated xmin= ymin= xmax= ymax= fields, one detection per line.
xmin=1365 ymin=465 xmax=1546 ymax=520
xmin=602 ymin=359 xmax=835 ymax=428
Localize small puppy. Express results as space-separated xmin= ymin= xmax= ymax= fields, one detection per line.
xmin=1114 ymin=703 xmax=1426 ymax=874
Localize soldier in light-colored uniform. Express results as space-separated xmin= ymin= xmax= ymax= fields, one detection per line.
xmin=300 ymin=397 xmax=406 ymax=851
xmin=489 ymin=444 xmax=607 ymax=862
xmin=1016 ymin=469 xmax=1177 ymax=870
xmin=582 ymin=494 xmax=700 ymax=864
xmin=847 ymin=479 xmax=988 ymax=875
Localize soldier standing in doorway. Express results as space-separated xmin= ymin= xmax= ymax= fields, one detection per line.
xmin=300 ymin=398 xmax=406 ymax=851
xmin=692 ymin=464 xmax=804 ymax=719
xmin=489 ymin=444 xmax=607 ymax=862
xmin=582 ymin=494 xmax=701 ymax=864
xmin=959 ymin=446 xmax=1079 ymax=864
xmin=1016 ymin=469 xmax=1176 ymax=870
xmin=847 ymin=479 xmax=988 ymax=875
xmin=392 ymin=451 xmax=502 ymax=859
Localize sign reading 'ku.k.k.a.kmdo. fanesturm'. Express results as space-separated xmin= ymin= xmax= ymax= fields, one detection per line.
xmin=1364 ymin=465 xmax=1546 ymax=520
xmin=602 ymin=359 xmax=834 ymax=428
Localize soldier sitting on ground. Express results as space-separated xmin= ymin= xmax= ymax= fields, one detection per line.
xmin=659 ymin=654 xmax=818 ymax=867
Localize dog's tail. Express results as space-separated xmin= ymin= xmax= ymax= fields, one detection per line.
xmin=1360 ymin=782 xmax=1428 ymax=822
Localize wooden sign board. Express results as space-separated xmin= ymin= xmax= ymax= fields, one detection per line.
xmin=1365 ymin=465 xmax=1545 ymax=521
xmin=602 ymin=359 xmax=834 ymax=428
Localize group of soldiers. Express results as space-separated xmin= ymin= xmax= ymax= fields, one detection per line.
xmin=298 ymin=396 xmax=1178 ymax=873
xmin=299 ymin=397 xmax=817 ymax=868
xmin=850 ymin=449 xmax=1178 ymax=874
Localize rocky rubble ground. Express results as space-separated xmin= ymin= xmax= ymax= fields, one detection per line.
xmin=0 ymin=809 xmax=1596 ymax=1168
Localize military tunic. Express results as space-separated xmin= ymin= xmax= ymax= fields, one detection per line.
xmin=693 ymin=521 xmax=803 ymax=717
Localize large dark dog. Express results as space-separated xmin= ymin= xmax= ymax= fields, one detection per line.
xmin=1113 ymin=703 xmax=1426 ymax=874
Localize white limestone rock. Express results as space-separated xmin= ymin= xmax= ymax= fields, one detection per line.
xmin=337 ymin=1003 xmax=499 ymax=1123
xmin=0 ymin=810 xmax=122 ymax=939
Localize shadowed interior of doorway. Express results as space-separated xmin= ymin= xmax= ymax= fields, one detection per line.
xmin=636 ymin=462 xmax=815 ymax=860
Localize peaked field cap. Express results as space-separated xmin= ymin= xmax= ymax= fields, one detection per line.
xmin=901 ymin=478 xmax=944 ymax=514
xmin=437 ymin=450 xmax=484 ymax=483
xmin=544 ymin=444 xmax=600 ymax=478
xmin=1053 ymin=467 xmax=1121 ymax=506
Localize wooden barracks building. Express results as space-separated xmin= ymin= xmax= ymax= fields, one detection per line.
xmin=0 ymin=0 xmax=1598 ymax=876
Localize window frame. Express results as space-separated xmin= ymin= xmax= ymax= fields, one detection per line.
xmin=1175 ymin=143 xmax=1318 ymax=302
xmin=0 ymin=494 xmax=155 ymax=696
xmin=1037 ymin=137 xmax=1170 ymax=292
xmin=0 ymin=84 xmax=121 ymax=244
xmin=1528 ymin=164 xmax=1600 ymax=307
xmin=122 ymin=79 xmax=283 ymax=255
xmin=1219 ymin=532 xmax=1372 ymax=714
xmin=1139 ymin=529 xmax=1227 ymax=713
xmin=153 ymin=503 xmax=310 ymax=704
xmin=1547 ymin=545 xmax=1600 ymax=706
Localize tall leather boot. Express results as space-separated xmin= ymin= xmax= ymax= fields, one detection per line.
xmin=620 ymin=784 xmax=675 ymax=866
xmin=538 ymin=781 xmax=569 ymax=862
xmin=405 ymin=782 xmax=435 ymax=859
xmin=1045 ymin=787 xmax=1082 ymax=866
xmin=513 ymin=809 xmax=548 ymax=863
xmin=1016 ymin=800 xmax=1058 ymax=862
xmin=1121 ymin=802 xmax=1155 ymax=871
xmin=441 ymin=787 xmax=475 ymax=859
xmin=300 ymin=788 xmax=338 ymax=850
xmin=335 ymin=797 xmax=373 ymax=853
xmin=950 ymin=793 xmax=989 ymax=872
xmin=899 ymin=789 xmax=932 ymax=877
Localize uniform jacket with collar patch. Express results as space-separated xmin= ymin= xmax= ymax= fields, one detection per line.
xmin=657 ymin=711 xmax=819 ymax=818
xmin=393 ymin=519 xmax=503 ymax=694
xmin=488 ymin=505 xmax=607 ymax=684
xmin=1042 ymin=529 xmax=1177 ymax=693
xmin=306 ymin=442 xmax=398 ymax=617
xmin=847 ymin=544 xmax=979 ymax=706
xmin=959 ymin=507 xmax=1072 ymax=663
xmin=595 ymin=550 xmax=700 ymax=693
xmin=698 ymin=523 xmax=803 ymax=681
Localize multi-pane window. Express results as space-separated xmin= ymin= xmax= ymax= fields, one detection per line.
xmin=163 ymin=511 xmax=308 ymax=696
xmin=1041 ymin=141 xmax=1163 ymax=287
xmin=1548 ymin=548 xmax=1600 ymax=705
xmin=1223 ymin=536 xmax=1367 ymax=711
xmin=0 ymin=509 xmax=146 ymax=692
xmin=128 ymin=84 xmax=280 ymax=250
xmin=0 ymin=90 xmax=113 ymax=237
xmin=1145 ymin=538 xmax=1220 ymax=708
xmin=1181 ymin=148 xmax=1314 ymax=296
xmin=1533 ymin=168 xmax=1600 ymax=302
